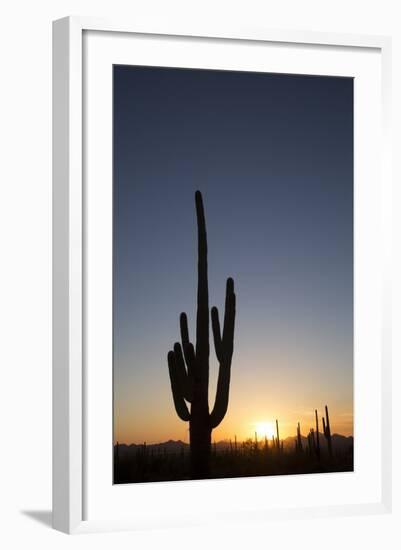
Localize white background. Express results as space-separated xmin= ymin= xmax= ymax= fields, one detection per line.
xmin=0 ymin=0 xmax=399 ymax=548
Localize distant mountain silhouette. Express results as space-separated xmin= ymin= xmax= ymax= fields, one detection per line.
xmin=115 ymin=434 xmax=353 ymax=458
xmin=115 ymin=440 xmax=188 ymax=458
xmin=282 ymin=433 xmax=353 ymax=453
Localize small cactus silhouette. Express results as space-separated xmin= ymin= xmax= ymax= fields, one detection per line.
xmin=310 ymin=428 xmax=316 ymax=455
xmin=167 ymin=191 xmax=236 ymax=478
xmin=315 ymin=409 xmax=321 ymax=459
xmin=296 ymin=422 xmax=303 ymax=453
xmin=322 ymin=405 xmax=333 ymax=457
xmin=275 ymin=419 xmax=280 ymax=451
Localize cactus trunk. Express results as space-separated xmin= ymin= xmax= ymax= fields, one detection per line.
xmin=167 ymin=191 xmax=236 ymax=478
xmin=189 ymin=415 xmax=211 ymax=476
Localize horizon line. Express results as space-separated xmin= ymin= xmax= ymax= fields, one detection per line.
xmin=114 ymin=432 xmax=354 ymax=446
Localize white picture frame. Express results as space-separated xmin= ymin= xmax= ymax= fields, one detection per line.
xmin=52 ymin=16 xmax=392 ymax=534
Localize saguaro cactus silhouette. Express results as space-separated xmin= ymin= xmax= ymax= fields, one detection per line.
xmin=167 ymin=191 xmax=236 ymax=478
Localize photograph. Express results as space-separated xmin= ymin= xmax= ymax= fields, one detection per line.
xmin=112 ymin=64 xmax=354 ymax=484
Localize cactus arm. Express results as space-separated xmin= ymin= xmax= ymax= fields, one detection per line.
xmin=183 ymin=341 xmax=196 ymax=368
xmin=209 ymin=279 xmax=236 ymax=429
xmin=180 ymin=312 xmax=190 ymax=346
xmin=212 ymin=279 xmax=236 ymax=363
xmin=179 ymin=312 xmax=194 ymax=376
xmin=173 ymin=342 xmax=193 ymax=402
xmin=222 ymin=278 xmax=235 ymax=355
xmin=167 ymin=351 xmax=191 ymax=421
xmin=211 ymin=306 xmax=223 ymax=362
xmin=209 ymin=358 xmax=231 ymax=428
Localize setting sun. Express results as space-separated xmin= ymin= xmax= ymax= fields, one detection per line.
xmin=254 ymin=422 xmax=276 ymax=440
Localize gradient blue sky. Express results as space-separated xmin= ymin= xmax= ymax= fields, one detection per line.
xmin=113 ymin=65 xmax=353 ymax=444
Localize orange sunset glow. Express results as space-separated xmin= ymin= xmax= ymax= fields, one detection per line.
xmin=113 ymin=347 xmax=353 ymax=445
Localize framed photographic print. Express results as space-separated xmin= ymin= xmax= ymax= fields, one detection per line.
xmin=52 ymin=17 xmax=392 ymax=534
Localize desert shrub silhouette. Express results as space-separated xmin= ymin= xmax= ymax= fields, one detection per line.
xmin=167 ymin=191 xmax=236 ymax=478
